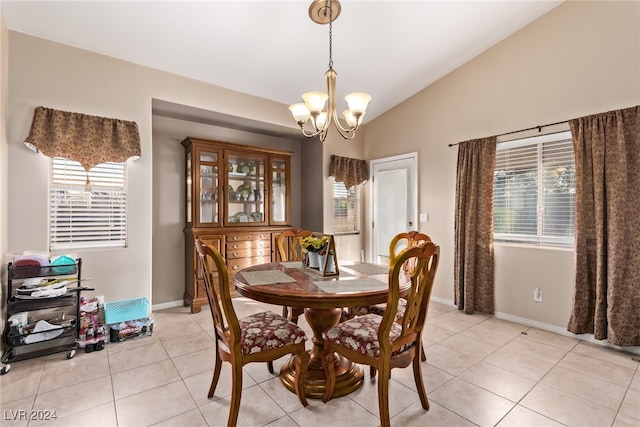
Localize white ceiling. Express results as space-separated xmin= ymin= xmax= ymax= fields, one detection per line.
xmin=2 ymin=0 xmax=563 ymax=124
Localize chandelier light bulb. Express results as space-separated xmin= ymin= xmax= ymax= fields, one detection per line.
xmin=315 ymin=111 xmax=329 ymax=130
xmin=343 ymin=109 xmax=358 ymax=128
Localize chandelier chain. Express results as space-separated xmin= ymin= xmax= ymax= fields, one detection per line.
xmin=328 ymin=5 xmax=333 ymax=69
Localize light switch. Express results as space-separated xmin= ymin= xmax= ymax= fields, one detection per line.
xmin=419 ymin=213 xmax=429 ymax=222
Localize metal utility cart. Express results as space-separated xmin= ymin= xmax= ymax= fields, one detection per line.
xmin=1 ymin=258 xmax=93 ymax=375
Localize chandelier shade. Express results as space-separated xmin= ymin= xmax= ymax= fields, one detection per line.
xmin=289 ymin=0 xmax=371 ymax=141
xmin=302 ymin=92 xmax=329 ymax=113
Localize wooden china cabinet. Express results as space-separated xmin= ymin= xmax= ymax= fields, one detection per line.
xmin=182 ymin=137 xmax=293 ymax=313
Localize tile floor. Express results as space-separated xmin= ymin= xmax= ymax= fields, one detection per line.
xmin=1 ymin=299 xmax=639 ymax=427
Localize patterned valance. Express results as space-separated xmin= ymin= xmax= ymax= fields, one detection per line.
xmin=24 ymin=106 xmax=141 ymax=171
xmin=328 ymin=155 xmax=368 ymax=189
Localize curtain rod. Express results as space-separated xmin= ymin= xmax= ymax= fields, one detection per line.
xmin=447 ymin=119 xmax=569 ymax=147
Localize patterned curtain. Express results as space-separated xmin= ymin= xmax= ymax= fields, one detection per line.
xmin=24 ymin=106 xmax=141 ymax=171
xmin=567 ymin=105 xmax=640 ymax=346
xmin=454 ymin=137 xmax=496 ymax=314
xmin=328 ymin=155 xmax=368 ymax=189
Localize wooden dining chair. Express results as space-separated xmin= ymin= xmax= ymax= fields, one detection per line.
xmin=351 ymin=231 xmax=432 ymax=367
xmin=195 ymin=239 xmax=309 ymax=427
xmin=321 ymin=241 xmax=440 ymax=427
xmin=276 ymin=228 xmax=312 ymax=323
xmin=268 ymin=228 xmax=312 ymax=373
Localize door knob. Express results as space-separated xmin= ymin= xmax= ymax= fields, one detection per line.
xmin=408 ymin=221 xmax=413 ymax=226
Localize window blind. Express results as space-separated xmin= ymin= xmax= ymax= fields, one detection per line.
xmin=333 ymin=181 xmax=360 ymax=234
xmin=493 ymin=131 xmax=575 ymax=247
xmin=50 ymin=158 xmax=127 ymax=250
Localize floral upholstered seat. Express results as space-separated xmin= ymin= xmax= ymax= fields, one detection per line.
xmin=325 ymin=313 xmax=412 ymax=358
xmin=349 ymin=298 xmax=406 ymax=322
xmin=216 ymin=311 xmax=307 ymax=355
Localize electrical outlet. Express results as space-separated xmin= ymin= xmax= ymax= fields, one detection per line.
xmin=534 ymin=288 xmax=543 ymax=302
xmin=419 ymin=213 xmax=429 ymax=222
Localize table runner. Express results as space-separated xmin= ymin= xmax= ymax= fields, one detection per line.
xmin=240 ymin=270 xmax=295 ymax=286
xmin=280 ymin=261 xmax=302 ymax=269
xmin=313 ymin=277 xmax=387 ymax=293
xmin=301 ymin=268 xmax=353 ymax=279
xmin=280 ymin=261 xmax=353 ymax=278
xmin=342 ymin=263 xmax=388 ymax=275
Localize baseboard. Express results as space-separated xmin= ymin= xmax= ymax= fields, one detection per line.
xmin=430 ymin=296 xmax=640 ymax=356
xmin=151 ymin=299 xmax=184 ymax=311
xmin=430 ymin=296 xmax=457 ymax=307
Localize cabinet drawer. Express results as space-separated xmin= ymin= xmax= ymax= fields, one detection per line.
xmin=226 ymin=247 xmax=271 ymax=259
xmin=227 ymin=256 xmax=271 ymax=274
xmin=227 ymin=232 xmax=270 ymax=242
xmin=226 ymin=240 xmax=270 ymax=251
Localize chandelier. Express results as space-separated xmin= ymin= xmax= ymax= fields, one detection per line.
xmin=289 ymin=0 xmax=371 ymax=141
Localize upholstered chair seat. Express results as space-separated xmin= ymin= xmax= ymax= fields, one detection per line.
xmin=349 ymin=299 xmax=406 ymax=322
xmin=325 ymin=313 xmax=412 ymax=358
xmin=229 ymin=311 xmax=307 ymax=355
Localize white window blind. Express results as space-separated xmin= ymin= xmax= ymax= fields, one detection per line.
xmin=50 ymin=158 xmax=127 ymax=250
xmin=333 ymin=181 xmax=360 ymax=234
xmin=493 ymin=131 xmax=575 ymax=247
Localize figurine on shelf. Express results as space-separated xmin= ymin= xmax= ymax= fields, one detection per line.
xmin=254 ymin=189 xmax=261 ymax=201
xmin=237 ymin=184 xmax=252 ymax=200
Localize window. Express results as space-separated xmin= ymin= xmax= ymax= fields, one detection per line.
xmin=50 ymin=158 xmax=127 ymax=250
xmin=493 ymin=131 xmax=575 ymax=247
xmin=333 ymin=181 xmax=360 ymax=234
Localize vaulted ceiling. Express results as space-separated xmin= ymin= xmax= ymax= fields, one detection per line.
xmin=2 ymin=1 xmax=563 ymax=124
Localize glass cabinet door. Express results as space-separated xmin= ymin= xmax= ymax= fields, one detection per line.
xmin=270 ymin=156 xmax=290 ymax=225
xmin=197 ymin=148 xmax=221 ymax=227
xmin=186 ymin=154 xmax=192 ymax=224
xmin=226 ymin=152 xmax=266 ymax=225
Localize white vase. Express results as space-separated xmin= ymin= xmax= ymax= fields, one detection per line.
xmin=307 ymin=252 xmax=320 ymax=269
xmin=317 ymin=254 xmax=335 ymax=273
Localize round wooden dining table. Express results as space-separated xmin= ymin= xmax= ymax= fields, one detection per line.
xmin=234 ymin=260 xmax=404 ymax=399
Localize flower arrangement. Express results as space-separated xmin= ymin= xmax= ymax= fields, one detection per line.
xmin=300 ymin=234 xmax=338 ymax=275
xmin=300 ymin=236 xmax=329 ymax=254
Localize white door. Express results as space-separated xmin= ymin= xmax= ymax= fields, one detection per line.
xmin=370 ymin=153 xmax=418 ymax=265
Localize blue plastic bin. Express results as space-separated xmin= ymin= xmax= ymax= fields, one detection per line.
xmin=104 ymin=297 xmax=149 ymax=324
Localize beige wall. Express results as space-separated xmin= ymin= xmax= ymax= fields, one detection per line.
xmin=363 ymin=0 xmax=640 ymax=328
xmin=6 ymin=31 xmax=301 ymax=304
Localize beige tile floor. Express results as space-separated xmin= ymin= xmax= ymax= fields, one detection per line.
xmin=1 ymin=299 xmax=639 ymax=427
